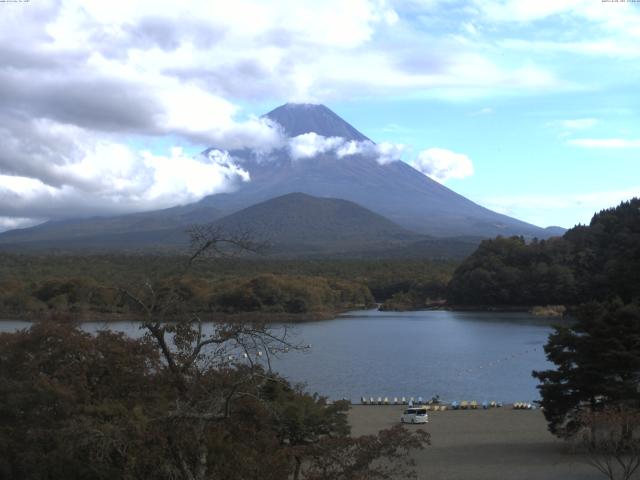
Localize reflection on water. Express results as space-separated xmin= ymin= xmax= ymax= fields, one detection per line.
xmin=0 ymin=309 xmax=557 ymax=403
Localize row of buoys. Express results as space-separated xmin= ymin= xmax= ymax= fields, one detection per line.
xmin=360 ymin=397 xmax=504 ymax=410
xmin=361 ymin=396 xmax=428 ymax=405
xmin=359 ymin=398 xmax=538 ymax=410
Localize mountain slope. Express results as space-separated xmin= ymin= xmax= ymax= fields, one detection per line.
xmin=213 ymin=192 xmax=413 ymax=250
xmin=0 ymin=192 xmax=479 ymax=258
xmin=0 ymin=203 xmax=225 ymax=250
xmin=209 ymin=192 xmax=479 ymax=258
xmin=265 ymin=103 xmax=370 ymax=140
xmin=198 ymin=103 xmax=549 ymax=238
xmin=0 ymin=102 xmax=556 ymax=252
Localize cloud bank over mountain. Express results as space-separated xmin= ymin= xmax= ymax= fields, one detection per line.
xmin=287 ymin=133 xmax=405 ymax=165
xmin=0 ymin=1 xmax=401 ymax=228
xmin=0 ymin=142 xmax=250 ymax=221
xmin=0 ymin=0 xmax=637 ymax=229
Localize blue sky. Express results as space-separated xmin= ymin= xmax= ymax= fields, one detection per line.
xmin=0 ymin=0 xmax=638 ymax=230
xmin=328 ymin=91 xmax=639 ymax=228
xmin=246 ymin=0 xmax=640 ymax=228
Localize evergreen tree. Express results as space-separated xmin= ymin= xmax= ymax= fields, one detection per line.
xmin=533 ymin=301 xmax=640 ymax=436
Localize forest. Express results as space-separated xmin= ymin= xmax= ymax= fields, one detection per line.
xmin=1 ymin=199 xmax=638 ymax=320
xmin=447 ymin=198 xmax=640 ymax=308
xmin=0 ymin=254 xmax=456 ymax=320
xmin=0 ymin=229 xmax=432 ymax=479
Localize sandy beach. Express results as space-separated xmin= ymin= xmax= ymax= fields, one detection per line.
xmin=348 ymin=405 xmax=601 ymax=480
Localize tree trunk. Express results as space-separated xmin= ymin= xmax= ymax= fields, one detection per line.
xmin=293 ymin=455 xmax=302 ymax=480
xmin=195 ymin=423 xmax=209 ymax=480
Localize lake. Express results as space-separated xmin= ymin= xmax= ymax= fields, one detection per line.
xmin=0 ymin=309 xmax=558 ymax=403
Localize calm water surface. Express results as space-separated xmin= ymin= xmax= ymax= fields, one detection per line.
xmin=0 ymin=309 xmax=558 ymax=403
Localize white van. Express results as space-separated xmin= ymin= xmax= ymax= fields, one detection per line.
xmin=400 ymin=407 xmax=429 ymax=424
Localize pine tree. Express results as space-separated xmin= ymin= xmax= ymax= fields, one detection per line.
xmin=533 ymin=301 xmax=640 ymax=436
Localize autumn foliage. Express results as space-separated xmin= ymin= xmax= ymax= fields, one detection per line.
xmin=0 ymin=318 xmax=428 ymax=480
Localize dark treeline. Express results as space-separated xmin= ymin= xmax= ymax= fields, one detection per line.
xmin=447 ymin=198 xmax=640 ymax=307
xmin=0 ymin=255 xmax=456 ymax=318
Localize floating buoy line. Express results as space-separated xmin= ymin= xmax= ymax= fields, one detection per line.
xmin=447 ymin=346 xmax=542 ymax=377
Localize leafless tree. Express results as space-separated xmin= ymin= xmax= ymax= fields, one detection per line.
xmin=574 ymin=406 xmax=640 ymax=480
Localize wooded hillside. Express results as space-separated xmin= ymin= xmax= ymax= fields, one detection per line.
xmin=447 ymin=198 xmax=640 ymax=306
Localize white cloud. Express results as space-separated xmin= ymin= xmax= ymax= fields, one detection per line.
xmin=375 ymin=142 xmax=406 ymax=165
xmin=336 ymin=140 xmax=376 ymax=158
xmin=568 ymin=138 xmax=640 ymax=148
xmin=155 ymin=85 xmax=285 ymax=150
xmin=288 ymin=135 xmax=405 ymax=164
xmin=0 ymin=0 xmax=627 ymax=114
xmin=0 ymin=217 xmax=44 ymax=232
xmin=141 ymin=148 xmax=250 ymax=203
xmin=17 ymin=0 xmax=574 ymax=106
xmin=76 ymin=0 xmax=398 ymax=49
xmin=288 ymin=133 xmax=344 ymax=160
xmin=475 ymin=0 xmax=640 ymax=67
xmin=336 ymin=139 xmax=405 ymax=164
xmin=0 ymin=125 xmax=250 ymax=222
xmin=411 ymin=148 xmax=474 ymax=183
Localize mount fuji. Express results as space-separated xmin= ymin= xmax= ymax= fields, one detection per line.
xmin=197 ymin=103 xmax=549 ymax=238
xmin=0 ymin=103 xmax=560 ymax=254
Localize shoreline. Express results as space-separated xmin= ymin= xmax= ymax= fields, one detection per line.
xmin=382 ymin=302 xmax=570 ymax=317
xmin=0 ymin=308 xmax=359 ymax=324
xmin=0 ymin=303 xmax=568 ymax=323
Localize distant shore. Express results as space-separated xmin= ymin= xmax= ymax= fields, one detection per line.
xmin=447 ymin=304 xmax=567 ymax=317
xmin=348 ymin=405 xmax=598 ymax=480
xmin=381 ymin=302 xmax=569 ymax=317
xmin=0 ymin=303 xmax=569 ymax=324
xmin=0 ymin=309 xmax=348 ymax=324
